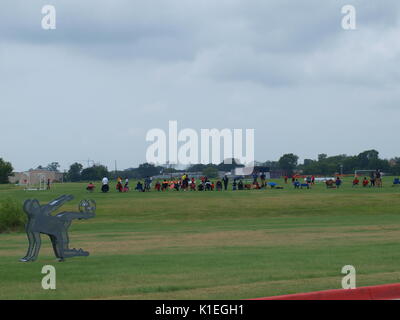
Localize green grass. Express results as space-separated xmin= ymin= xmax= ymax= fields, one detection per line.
xmin=0 ymin=177 xmax=400 ymax=299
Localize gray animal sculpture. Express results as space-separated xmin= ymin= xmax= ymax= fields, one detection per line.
xmin=20 ymin=195 xmax=96 ymax=262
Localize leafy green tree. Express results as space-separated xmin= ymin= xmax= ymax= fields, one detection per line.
xmin=216 ymin=158 xmax=244 ymax=172
xmin=137 ymin=163 xmax=163 ymax=178
xmin=81 ymin=165 xmax=108 ymax=181
xmin=46 ymin=162 xmax=60 ymax=172
xmin=390 ymin=158 xmax=400 ymax=176
xmin=0 ymin=158 xmax=13 ymax=184
xmin=202 ymin=166 xmax=219 ymax=178
xmin=187 ymin=164 xmax=210 ymax=172
xmin=278 ymin=153 xmax=299 ymax=175
xmin=66 ymin=163 xmax=83 ymax=182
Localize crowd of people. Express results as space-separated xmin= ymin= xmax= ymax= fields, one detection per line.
xmin=86 ymin=169 xmax=395 ymax=193
xmin=87 ymin=172 xmax=275 ymax=193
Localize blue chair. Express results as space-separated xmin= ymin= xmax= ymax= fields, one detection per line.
xmin=393 ymin=178 xmax=400 ymax=186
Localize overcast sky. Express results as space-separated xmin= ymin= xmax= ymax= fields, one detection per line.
xmin=1 ymin=0 xmax=399 ymax=171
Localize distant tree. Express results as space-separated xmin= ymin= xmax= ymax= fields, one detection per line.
xmin=278 ymin=153 xmax=299 ymax=175
xmin=66 ymin=163 xmax=83 ymax=182
xmin=262 ymin=161 xmax=280 ymax=170
xmin=202 ymin=166 xmax=219 ymax=178
xmin=187 ymin=164 xmax=208 ymax=172
xmin=46 ymin=162 xmax=60 ymax=172
xmin=216 ymin=158 xmax=244 ymax=172
xmin=390 ymin=158 xmax=400 ymax=176
xmin=137 ymin=163 xmax=163 ymax=178
xmin=318 ymin=154 xmax=328 ymax=161
xmin=81 ymin=165 xmax=108 ymax=181
xmin=0 ymin=158 xmax=13 ymax=184
xmin=357 ymin=149 xmax=379 ymax=169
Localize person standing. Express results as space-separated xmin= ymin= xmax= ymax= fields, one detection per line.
xmin=102 ymin=176 xmax=109 ymax=193
xmin=335 ymin=176 xmax=342 ymax=188
xmin=222 ymin=175 xmax=229 ymax=191
xmin=252 ymin=171 xmax=258 ymax=184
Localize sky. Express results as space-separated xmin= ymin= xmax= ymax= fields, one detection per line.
xmin=1 ymin=0 xmax=399 ymax=172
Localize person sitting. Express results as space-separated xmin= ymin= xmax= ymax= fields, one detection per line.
xmin=116 ymin=181 xmax=123 ymax=192
xmin=268 ymin=182 xmax=277 ymax=189
xmin=326 ymin=179 xmax=335 ymax=188
xmin=135 ymin=181 xmax=144 ymax=192
xmin=162 ymin=180 xmax=168 ymax=191
xmin=86 ymin=182 xmax=95 ymax=192
xmin=362 ymin=177 xmax=369 ymax=187
xmin=174 ymin=182 xmax=180 ymax=191
xmin=293 ymin=180 xmax=300 ymax=189
xmin=198 ymin=183 xmax=204 ymax=191
xmin=252 ymin=182 xmax=260 ymax=189
xmin=123 ymin=178 xmax=129 ymax=192
xmin=300 ymin=182 xmax=310 ymax=189
xmin=352 ymin=177 xmax=360 ymax=187
xmin=155 ymin=182 xmax=161 ymax=191
xmin=216 ymin=180 xmax=223 ymax=191
xmin=190 ymin=180 xmax=197 ymax=191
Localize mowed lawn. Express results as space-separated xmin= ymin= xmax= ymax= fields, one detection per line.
xmin=1 ymin=177 xmax=400 ymax=300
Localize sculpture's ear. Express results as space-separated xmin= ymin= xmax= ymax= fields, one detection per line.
xmin=30 ymin=200 xmax=41 ymax=213
xmin=23 ymin=200 xmax=32 ymax=213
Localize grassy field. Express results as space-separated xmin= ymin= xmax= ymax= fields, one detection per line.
xmin=1 ymin=177 xmax=400 ymax=300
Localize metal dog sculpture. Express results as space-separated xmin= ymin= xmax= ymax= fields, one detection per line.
xmin=20 ymin=195 xmax=96 ymax=262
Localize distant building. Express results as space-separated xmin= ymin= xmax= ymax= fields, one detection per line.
xmin=9 ymin=169 xmax=63 ymax=185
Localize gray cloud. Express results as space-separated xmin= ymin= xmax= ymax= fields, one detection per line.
xmin=0 ymin=0 xmax=399 ymax=171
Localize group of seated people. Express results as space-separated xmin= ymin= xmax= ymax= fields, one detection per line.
xmin=353 ymin=176 xmax=384 ymax=187
xmin=134 ymin=177 xmax=152 ymax=192
xmin=352 ymin=177 xmax=369 ymax=187
xmin=151 ymin=178 xmax=224 ymax=192
xmin=146 ymin=177 xmax=280 ymax=192
xmin=293 ymin=179 xmax=311 ymax=189
xmin=86 ymin=177 xmax=129 ymax=193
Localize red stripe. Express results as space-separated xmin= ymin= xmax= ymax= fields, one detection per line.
xmin=251 ymin=283 xmax=400 ymax=300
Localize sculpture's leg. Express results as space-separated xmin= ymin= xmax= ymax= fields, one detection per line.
xmin=27 ymin=233 xmax=41 ymax=262
xmin=52 ymin=232 xmax=65 ymax=262
xmin=49 ymin=235 xmax=61 ymax=259
xmin=20 ymin=231 xmax=35 ymax=262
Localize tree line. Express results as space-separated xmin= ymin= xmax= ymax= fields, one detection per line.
xmin=1 ymin=149 xmax=400 ymax=183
